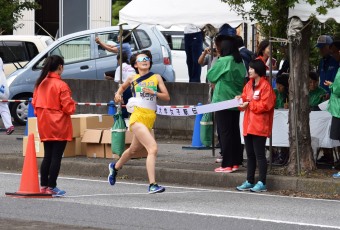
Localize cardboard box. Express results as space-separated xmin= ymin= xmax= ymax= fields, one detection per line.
xmin=27 ymin=117 xmax=81 ymax=138
xmin=23 ymin=136 xmax=44 ymax=158
xmin=23 ymin=137 xmax=82 ymax=158
xmin=71 ymin=114 xmax=114 ymax=137
xmin=101 ymin=129 xmax=120 ymax=160
xmin=81 ymin=129 xmax=105 ymax=158
xmin=63 ymin=137 xmax=81 ymax=157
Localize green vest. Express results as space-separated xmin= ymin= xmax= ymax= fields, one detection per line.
xmin=328 ymin=68 xmax=340 ymax=118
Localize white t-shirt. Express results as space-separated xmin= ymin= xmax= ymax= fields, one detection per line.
xmin=114 ymin=63 xmax=136 ymax=83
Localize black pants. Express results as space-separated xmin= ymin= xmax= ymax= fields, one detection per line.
xmin=244 ymin=134 xmax=267 ymax=184
xmin=215 ymin=109 xmax=242 ymax=167
xmin=184 ymin=31 xmax=203 ymax=83
xmin=40 ymin=141 xmax=67 ymax=188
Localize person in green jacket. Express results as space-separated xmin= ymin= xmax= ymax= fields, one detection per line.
xmin=274 ymin=73 xmax=289 ymax=109
xmin=325 ymin=39 xmax=340 ymax=178
xmin=207 ymin=35 xmax=247 ymax=173
xmin=309 ymin=71 xmax=327 ymax=111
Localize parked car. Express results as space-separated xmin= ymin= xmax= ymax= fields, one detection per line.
xmin=0 ymin=35 xmax=53 ymax=76
xmin=159 ymin=26 xmax=210 ymax=83
xmin=7 ymin=24 xmax=175 ymax=125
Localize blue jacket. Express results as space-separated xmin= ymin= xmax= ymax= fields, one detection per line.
xmin=318 ymin=55 xmax=339 ymax=94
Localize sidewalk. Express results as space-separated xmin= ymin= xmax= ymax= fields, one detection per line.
xmin=0 ymin=124 xmax=339 ymax=197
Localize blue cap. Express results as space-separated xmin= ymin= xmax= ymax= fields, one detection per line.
xmin=316 ymin=35 xmax=333 ymax=48
xmin=218 ymin=24 xmax=236 ymax=36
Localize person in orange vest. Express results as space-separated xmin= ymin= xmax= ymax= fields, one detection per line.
xmin=236 ymin=59 xmax=276 ymax=192
xmin=32 ymin=55 xmax=76 ymax=197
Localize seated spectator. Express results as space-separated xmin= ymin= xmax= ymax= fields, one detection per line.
xmin=274 ymin=73 xmax=289 ymax=109
xmin=309 ymin=71 xmax=327 ymax=111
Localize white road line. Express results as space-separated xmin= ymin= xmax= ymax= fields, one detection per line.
xmin=66 ymin=191 xmax=214 ymax=198
xmin=129 ymin=206 xmax=340 ymax=229
xmin=1 ymin=172 xmax=339 ymax=203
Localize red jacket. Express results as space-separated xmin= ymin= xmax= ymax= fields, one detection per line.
xmin=32 ymin=72 xmax=75 ymax=141
xmin=241 ymin=77 xmax=276 ymax=137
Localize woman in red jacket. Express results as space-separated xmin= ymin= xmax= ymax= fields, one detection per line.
xmin=236 ymin=59 xmax=276 ymax=192
xmin=32 ymin=55 xmax=76 ymax=197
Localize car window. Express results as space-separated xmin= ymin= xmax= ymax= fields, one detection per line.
xmin=26 ymin=42 xmax=39 ymax=60
xmin=50 ymin=35 xmax=91 ymax=64
xmin=134 ymin=29 xmax=151 ymax=49
xmin=96 ymin=30 xmax=137 ymax=57
xmin=0 ymin=41 xmax=29 ymax=63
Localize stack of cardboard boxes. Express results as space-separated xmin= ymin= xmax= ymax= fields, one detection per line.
xmin=24 ymin=114 xmax=152 ymax=159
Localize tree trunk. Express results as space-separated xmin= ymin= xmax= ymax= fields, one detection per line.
xmin=287 ymin=21 xmax=316 ymax=174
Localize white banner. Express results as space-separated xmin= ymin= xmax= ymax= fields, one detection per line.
xmin=156 ymin=98 xmax=242 ymax=116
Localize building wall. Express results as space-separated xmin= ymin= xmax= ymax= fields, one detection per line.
xmin=14 ymin=0 xmax=111 ymax=35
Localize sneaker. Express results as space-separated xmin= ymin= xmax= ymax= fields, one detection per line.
xmin=236 ymin=181 xmax=255 ymax=191
xmin=6 ymin=126 xmax=14 ymax=135
xmin=232 ymin=165 xmax=239 ymax=172
xmin=250 ymin=181 xmax=267 ymax=192
xmin=148 ymin=183 xmax=165 ymax=194
xmin=215 ymin=156 xmax=223 ymax=163
xmin=40 ymin=186 xmax=48 ymax=193
xmin=333 ymin=172 xmax=340 ymax=179
xmin=108 ymin=162 xmax=117 ymax=186
xmin=214 ymin=167 xmax=232 ymax=173
xmin=46 ymin=187 xmax=66 ymax=197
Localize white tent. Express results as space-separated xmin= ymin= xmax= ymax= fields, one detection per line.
xmin=119 ymin=0 xmax=252 ymax=28
xmin=289 ymin=1 xmax=340 ymax=23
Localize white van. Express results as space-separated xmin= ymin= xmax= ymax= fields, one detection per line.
xmin=0 ymin=35 xmax=53 ymax=76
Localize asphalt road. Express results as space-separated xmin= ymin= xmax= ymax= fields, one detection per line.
xmin=1 ymin=172 xmax=340 ymax=230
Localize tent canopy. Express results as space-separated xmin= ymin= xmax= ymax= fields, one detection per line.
xmin=289 ymin=1 xmax=340 ymax=23
xmin=119 ymin=0 xmax=252 ymax=29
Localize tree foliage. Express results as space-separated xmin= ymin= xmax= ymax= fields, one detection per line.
xmin=0 ymin=0 xmax=40 ymax=34
xmin=112 ymin=0 xmax=131 ymax=26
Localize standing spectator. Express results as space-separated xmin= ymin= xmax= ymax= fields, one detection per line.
xmin=95 ymin=30 xmax=132 ymax=60
xmin=324 ymin=39 xmax=340 ymax=178
xmin=108 ymin=50 xmax=170 ymax=193
xmin=316 ymin=35 xmax=339 ymax=164
xmin=207 ymin=36 xmax=246 ymax=173
xmin=184 ymin=24 xmax=203 ymax=82
xmin=309 ymin=72 xmax=327 ymax=111
xmin=106 ymin=52 xmax=136 ymax=119
xmin=235 ymin=35 xmax=255 ymax=73
xmin=316 ymin=35 xmax=339 ymax=96
xmin=256 ymin=40 xmax=277 ymax=70
xmin=32 ymin=55 xmax=76 ymax=197
xmin=236 ymin=59 xmax=276 ymax=192
xmin=0 ymin=57 xmax=14 ymax=135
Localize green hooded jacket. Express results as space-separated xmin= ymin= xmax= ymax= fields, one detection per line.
xmin=328 ymin=68 xmax=340 ymax=118
xmin=274 ymin=89 xmax=286 ymax=109
xmin=207 ymin=56 xmax=246 ymax=110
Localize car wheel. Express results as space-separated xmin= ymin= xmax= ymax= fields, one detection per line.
xmin=10 ymin=96 xmax=30 ymax=125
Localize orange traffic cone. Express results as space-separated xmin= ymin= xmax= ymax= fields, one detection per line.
xmin=5 ymin=133 xmax=52 ymax=198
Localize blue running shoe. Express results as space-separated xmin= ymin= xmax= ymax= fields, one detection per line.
xmin=108 ymin=162 xmax=117 ymax=186
xmin=236 ymin=181 xmax=255 ymax=191
xmin=250 ymin=181 xmax=267 ymax=192
xmin=46 ymin=187 xmax=66 ymax=197
xmin=333 ymin=172 xmax=340 ymax=179
xmin=148 ymin=184 xmax=165 ymax=194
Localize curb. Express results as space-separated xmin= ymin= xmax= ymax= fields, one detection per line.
xmin=1 ymin=155 xmax=339 ymax=195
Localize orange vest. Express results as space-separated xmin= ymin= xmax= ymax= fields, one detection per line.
xmin=32 ymin=72 xmax=75 ymax=141
xmin=241 ymin=77 xmax=276 ymax=137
